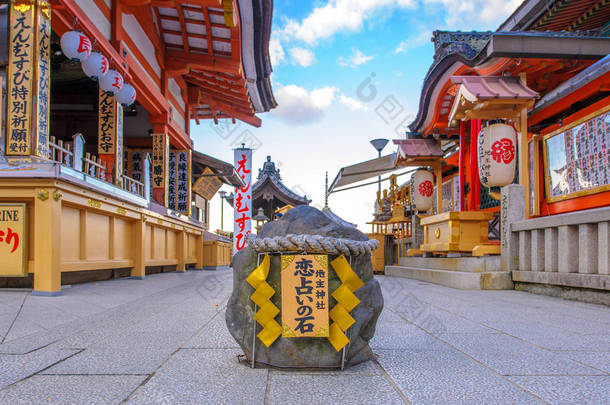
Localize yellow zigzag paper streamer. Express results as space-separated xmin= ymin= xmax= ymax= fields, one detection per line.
xmin=246 ymin=254 xmax=281 ymax=347
xmin=327 ymin=255 xmax=364 ymax=351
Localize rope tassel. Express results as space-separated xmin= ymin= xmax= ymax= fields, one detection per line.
xmin=246 ymin=254 xmax=281 ymax=347
xmin=327 ymin=255 xmax=364 ymax=351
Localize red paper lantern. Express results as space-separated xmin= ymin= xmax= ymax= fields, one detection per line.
xmin=100 ymin=69 xmax=124 ymax=94
xmin=115 ymin=83 xmax=136 ymax=106
xmin=60 ymin=30 xmax=91 ymax=61
xmin=477 ymin=123 xmax=517 ymax=187
xmin=81 ymin=51 xmax=109 ymax=81
xmin=410 ymin=169 xmax=434 ymax=211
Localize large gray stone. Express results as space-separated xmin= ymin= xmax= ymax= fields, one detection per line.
xmin=225 ymin=206 xmax=384 ymax=368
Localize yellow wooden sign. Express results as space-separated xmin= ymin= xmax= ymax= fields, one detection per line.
xmin=7 ymin=0 xmax=35 ymax=155
xmin=192 ymin=167 xmax=223 ymax=200
xmin=0 ymin=204 xmax=27 ymax=277
xmin=98 ymin=87 xmax=116 ymax=154
xmin=281 ymin=254 xmax=329 ymax=338
xmin=152 ymin=133 xmax=169 ymax=205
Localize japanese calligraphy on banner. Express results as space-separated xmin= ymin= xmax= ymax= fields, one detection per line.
xmin=193 ymin=167 xmax=222 ymax=200
xmin=34 ymin=0 xmax=50 ymax=158
xmin=152 ymin=134 xmax=169 ymax=206
xmin=281 ymin=255 xmax=329 ymax=338
xmin=115 ymin=103 xmax=123 ymax=184
xmin=176 ymin=150 xmax=190 ymax=214
xmin=128 ymin=150 xmax=153 ymax=199
xmin=0 ymin=204 xmax=26 ymax=277
xmin=168 ymin=152 xmax=177 ymax=210
xmin=98 ymin=87 xmax=116 ymax=154
xmin=7 ymin=0 xmax=35 ymax=156
xmin=166 ymin=150 xmax=191 ymax=214
xmin=233 ymin=148 xmax=252 ymax=253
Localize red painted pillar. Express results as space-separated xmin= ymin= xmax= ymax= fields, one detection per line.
xmin=469 ymin=119 xmax=481 ymax=211
xmin=458 ymin=121 xmax=467 ymax=211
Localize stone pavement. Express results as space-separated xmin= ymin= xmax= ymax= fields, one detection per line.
xmin=0 ymin=270 xmax=608 ymax=405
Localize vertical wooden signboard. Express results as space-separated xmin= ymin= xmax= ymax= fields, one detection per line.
xmin=7 ymin=0 xmax=35 ymax=156
xmin=98 ymin=88 xmax=123 ymax=183
xmin=34 ymin=0 xmax=50 ymax=158
xmin=152 ymin=133 xmax=169 ymax=206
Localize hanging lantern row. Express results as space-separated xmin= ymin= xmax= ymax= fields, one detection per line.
xmin=60 ymin=30 xmax=136 ymax=106
xmin=477 ymin=122 xmax=517 ymax=188
xmin=410 ymin=169 xmax=434 ymax=212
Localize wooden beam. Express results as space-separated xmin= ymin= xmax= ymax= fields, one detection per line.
xmin=165 ymin=50 xmax=240 ymax=74
xmin=175 ymin=3 xmax=190 ymax=53
xmin=200 ymin=94 xmax=260 ymax=127
xmin=121 ymin=0 xmax=221 ymax=7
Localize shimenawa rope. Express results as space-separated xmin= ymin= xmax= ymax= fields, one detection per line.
xmin=245 ymin=233 xmax=379 ymax=257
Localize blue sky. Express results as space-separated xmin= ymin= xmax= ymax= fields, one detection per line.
xmin=193 ymin=0 xmax=521 ymax=232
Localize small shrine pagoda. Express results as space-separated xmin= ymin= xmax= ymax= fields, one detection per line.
xmin=227 ymin=156 xmax=311 ymax=220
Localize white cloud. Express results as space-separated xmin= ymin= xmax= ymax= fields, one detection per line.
xmin=271 ymin=84 xmax=338 ymax=125
xmin=339 ymin=94 xmax=368 ymax=111
xmin=394 ymin=30 xmax=432 ymax=54
xmin=269 ymin=36 xmax=285 ymax=66
xmin=280 ymin=0 xmax=417 ymax=45
xmin=338 ymin=48 xmax=373 ymax=68
xmin=289 ymin=47 xmax=315 ymax=67
xmin=422 ymin=0 xmax=522 ymax=28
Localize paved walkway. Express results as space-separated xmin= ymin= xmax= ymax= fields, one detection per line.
xmin=0 ymin=270 xmax=608 ymax=404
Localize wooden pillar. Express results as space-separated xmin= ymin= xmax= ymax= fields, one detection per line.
xmin=196 ymin=232 xmax=204 ymax=269
xmin=131 ymin=216 xmax=146 ymax=279
xmin=458 ymin=121 xmax=467 ymax=211
xmin=469 ymin=120 xmax=481 ymax=211
xmin=177 ymin=228 xmax=187 ymax=272
xmin=519 ymin=106 xmax=530 ymax=219
xmin=152 ymin=133 xmax=169 ymax=206
xmin=32 ymin=189 xmax=62 ymax=296
xmin=98 ymin=87 xmax=124 ymax=184
xmin=434 ymin=163 xmax=443 ymax=215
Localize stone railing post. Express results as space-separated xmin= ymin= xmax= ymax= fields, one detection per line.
xmin=501 ymin=184 xmax=525 ymax=272
xmin=72 ymin=133 xmax=85 ymax=172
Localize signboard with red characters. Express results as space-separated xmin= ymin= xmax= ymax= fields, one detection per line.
xmin=233 ymin=147 xmax=252 ymax=254
xmin=0 ymin=204 xmax=26 ymax=277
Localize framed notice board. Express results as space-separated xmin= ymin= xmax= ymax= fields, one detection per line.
xmin=543 ymin=105 xmax=610 ymax=202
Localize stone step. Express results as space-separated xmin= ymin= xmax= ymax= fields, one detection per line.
xmin=398 ymin=255 xmax=501 ymax=272
xmin=385 ymin=265 xmax=514 ymax=290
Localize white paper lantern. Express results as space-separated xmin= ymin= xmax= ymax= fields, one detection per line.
xmin=60 ymin=30 xmax=91 ymax=61
xmin=100 ymin=69 xmax=124 ymax=94
xmin=410 ymin=169 xmax=434 ymax=211
xmin=477 ymin=123 xmax=517 ymax=187
xmin=81 ymin=51 xmax=109 ymax=81
xmin=115 ymin=83 xmax=136 ymax=106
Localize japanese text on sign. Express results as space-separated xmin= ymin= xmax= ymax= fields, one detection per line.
xmin=7 ymin=1 xmax=35 ymax=156
xmin=233 ymin=148 xmax=252 ymax=253
xmin=193 ymin=167 xmax=222 ymax=200
xmin=281 ymin=255 xmax=329 ymax=338
xmin=0 ymin=204 xmax=26 ymax=277
xmin=35 ymin=0 xmax=50 ymax=158
xmin=152 ymin=133 xmax=168 ymax=192
xmin=98 ymin=87 xmax=116 ymax=154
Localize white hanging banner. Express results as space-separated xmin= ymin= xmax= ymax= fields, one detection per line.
xmin=233 ymin=148 xmax=252 ymax=254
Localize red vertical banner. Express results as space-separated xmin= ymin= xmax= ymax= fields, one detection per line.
xmin=233 ymin=147 xmax=252 ymax=254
